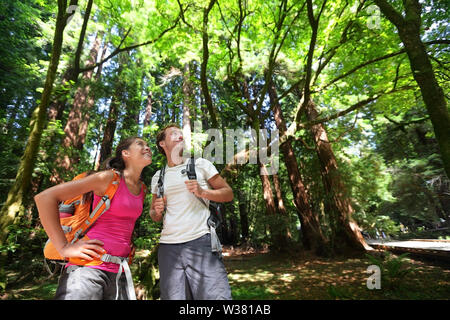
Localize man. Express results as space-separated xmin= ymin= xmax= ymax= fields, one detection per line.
xmin=150 ymin=124 xmax=233 ymax=300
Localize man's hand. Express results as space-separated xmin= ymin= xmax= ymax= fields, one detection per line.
xmin=184 ymin=180 xmax=205 ymax=198
xmin=151 ymin=196 xmax=166 ymax=222
xmin=155 ymin=196 xmax=166 ymax=214
xmin=185 ymin=175 xmax=234 ymax=203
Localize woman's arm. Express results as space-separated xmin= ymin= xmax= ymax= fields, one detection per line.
xmin=34 ymin=170 xmax=114 ymax=260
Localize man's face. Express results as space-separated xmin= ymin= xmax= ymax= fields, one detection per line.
xmin=160 ymin=126 xmax=184 ymax=160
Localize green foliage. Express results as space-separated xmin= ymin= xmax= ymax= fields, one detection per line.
xmin=0 ymin=220 xmax=45 ymax=256
xmin=134 ymin=245 xmax=160 ymax=300
xmin=231 ymin=285 xmax=272 ymax=300
xmin=327 ymin=285 xmax=354 ymax=300
xmin=0 ymin=218 xmax=49 ymax=294
xmin=0 ymin=1 xmax=448 ymax=298
xmin=366 ymin=252 xmax=416 ymax=290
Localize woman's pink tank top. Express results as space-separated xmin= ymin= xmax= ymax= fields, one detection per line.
xmin=67 ymin=175 xmax=144 ymax=273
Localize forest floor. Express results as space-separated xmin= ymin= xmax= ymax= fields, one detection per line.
xmin=222 ymin=246 xmax=450 ymax=299
xmin=2 ymin=245 xmax=449 ymax=300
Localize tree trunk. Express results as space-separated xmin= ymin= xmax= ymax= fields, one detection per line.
xmin=99 ymin=96 xmax=121 ymax=166
xmin=237 ymin=190 xmax=249 ymax=242
xmin=304 ymin=99 xmax=371 ymax=253
xmin=47 ymin=70 xmax=73 ymax=122
xmin=259 ymin=163 xmax=277 ymax=216
xmin=120 ymin=55 xmax=142 ymax=138
xmin=98 ymin=62 xmax=125 ymax=166
xmin=228 ymin=202 xmax=239 ymax=245
xmin=268 ymin=82 xmax=329 ymax=254
xmin=259 ymin=162 xmax=290 ymax=250
xmin=47 ymin=0 xmax=94 ymax=123
xmin=272 ymin=173 xmax=293 ymax=242
xmin=182 ymin=62 xmax=194 ymax=153
xmin=52 ymin=32 xmax=102 ymax=182
xmin=200 ymin=0 xmax=219 ymax=128
xmin=272 ymin=174 xmax=287 ymax=216
xmin=374 ymin=0 xmax=450 ymax=178
xmin=0 ymin=0 xmax=77 ymax=246
xmin=143 ymin=90 xmax=153 ymax=141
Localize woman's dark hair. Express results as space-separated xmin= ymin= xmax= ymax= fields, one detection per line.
xmin=104 ymin=136 xmax=142 ymax=171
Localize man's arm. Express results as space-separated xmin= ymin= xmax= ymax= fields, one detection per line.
xmin=184 ymin=174 xmax=233 ymax=202
xmin=149 ymin=193 xmax=165 ymax=222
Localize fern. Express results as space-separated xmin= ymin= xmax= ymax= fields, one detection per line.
xmin=365 ymin=252 xmax=415 ymax=290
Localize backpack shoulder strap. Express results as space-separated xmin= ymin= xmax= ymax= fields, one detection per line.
xmin=157 ymin=165 xmax=166 ymax=198
xmin=186 ymin=156 xmax=197 ymax=180
xmin=186 ymin=157 xmax=211 ymax=209
xmin=89 ymin=169 xmax=120 ymax=219
xmin=72 ymin=170 xmax=121 ymax=242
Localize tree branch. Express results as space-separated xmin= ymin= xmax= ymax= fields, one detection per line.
xmin=280 ymin=85 xmax=415 ymax=146
xmin=373 ymin=0 xmax=405 ymax=28
xmin=301 ymin=86 xmax=415 ymax=128
xmin=319 ymin=40 xmax=449 ymax=92
xmin=73 ymin=0 xmax=93 ymax=76
xmin=300 ymin=95 xmax=380 ymax=128
xmin=78 ymin=14 xmax=181 ymax=74
xmin=312 ymin=1 xmax=364 ymax=86
xmin=200 ymin=0 xmax=219 ymax=128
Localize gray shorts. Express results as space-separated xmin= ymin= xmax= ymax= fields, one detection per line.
xmin=55 ymin=265 xmax=130 ymax=300
xmin=158 ymin=233 xmax=232 ymax=300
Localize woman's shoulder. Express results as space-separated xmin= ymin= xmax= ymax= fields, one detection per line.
xmin=92 ymin=169 xmax=116 ymax=182
xmin=90 ymin=170 xmax=118 ymax=195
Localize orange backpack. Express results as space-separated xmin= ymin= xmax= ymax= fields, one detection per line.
xmin=43 ymin=170 xmax=122 ymax=268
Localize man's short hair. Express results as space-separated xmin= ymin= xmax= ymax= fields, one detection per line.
xmin=156 ymin=123 xmax=181 ymax=157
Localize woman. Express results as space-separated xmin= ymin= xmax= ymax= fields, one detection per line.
xmin=35 ymin=137 xmax=152 ymax=300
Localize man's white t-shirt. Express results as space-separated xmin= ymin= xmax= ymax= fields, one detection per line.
xmin=151 ymin=157 xmax=219 ymax=244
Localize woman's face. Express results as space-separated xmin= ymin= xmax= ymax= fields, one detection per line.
xmin=123 ymin=138 xmax=152 ymax=167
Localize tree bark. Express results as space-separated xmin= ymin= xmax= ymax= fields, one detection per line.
xmin=237 ymin=190 xmax=249 ymax=242
xmin=304 ymin=99 xmax=371 ymax=253
xmin=142 ymin=90 xmax=154 ymax=141
xmin=143 ymin=92 xmax=153 ymax=128
xmin=272 ymin=174 xmax=287 ymax=216
xmin=268 ymin=82 xmax=329 ymax=254
xmin=259 ymin=163 xmax=277 ymax=217
xmin=47 ymin=0 xmax=94 ymax=122
xmin=259 ymin=162 xmax=290 ymax=250
xmin=56 ymin=32 xmax=102 ymax=178
xmin=200 ymin=0 xmax=219 ymax=128
xmin=98 ymin=61 xmax=125 ymax=166
xmin=182 ymin=62 xmax=194 ymax=153
xmin=374 ymin=0 xmax=450 ymax=178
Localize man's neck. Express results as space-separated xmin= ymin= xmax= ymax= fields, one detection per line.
xmin=167 ymin=155 xmax=185 ymax=167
